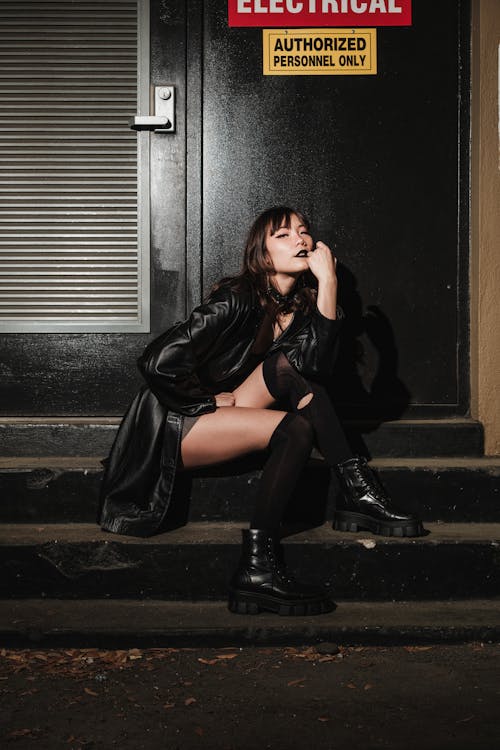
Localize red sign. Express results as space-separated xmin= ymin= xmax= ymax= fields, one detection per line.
xmin=228 ymin=0 xmax=411 ymax=27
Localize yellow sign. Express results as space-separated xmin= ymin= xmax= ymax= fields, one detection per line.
xmin=263 ymin=28 xmax=377 ymax=76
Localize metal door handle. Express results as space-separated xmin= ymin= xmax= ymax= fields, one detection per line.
xmin=130 ymin=115 xmax=171 ymax=130
xmin=130 ymin=86 xmax=175 ymax=133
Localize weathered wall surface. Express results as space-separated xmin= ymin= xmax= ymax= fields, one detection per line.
xmin=471 ymin=0 xmax=500 ymax=455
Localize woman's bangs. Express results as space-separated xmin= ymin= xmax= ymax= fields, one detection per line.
xmin=267 ymin=207 xmax=310 ymax=236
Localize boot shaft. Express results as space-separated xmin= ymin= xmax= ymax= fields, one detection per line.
xmin=336 ymin=456 xmax=386 ymax=500
xmin=334 ymin=456 xmax=422 ymax=532
xmin=237 ymin=528 xmax=280 ymax=579
xmin=229 ymin=527 xmax=330 ymax=612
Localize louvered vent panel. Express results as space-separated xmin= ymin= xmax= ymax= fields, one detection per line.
xmin=0 ymin=0 xmax=146 ymax=331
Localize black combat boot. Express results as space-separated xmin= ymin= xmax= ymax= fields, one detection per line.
xmin=228 ymin=529 xmax=334 ymax=616
xmin=333 ymin=456 xmax=424 ymax=537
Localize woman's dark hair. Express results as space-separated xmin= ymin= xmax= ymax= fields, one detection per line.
xmin=207 ymin=206 xmax=318 ymax=317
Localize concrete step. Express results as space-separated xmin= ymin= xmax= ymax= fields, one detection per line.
xmin=2 ymin=521 xmax=500 ymax=601
xmin=2 ymin=598 xmax=500 ymax=647
xmin=1 ymin=456 xmax=499 ymax=524
xmin=0 ymin=417 xmax=485 ymax=458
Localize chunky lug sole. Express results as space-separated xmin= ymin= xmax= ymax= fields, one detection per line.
xmin=333 ymin=510 xmax=424 ymax=538
xmin=228 ymin=589 xmax=334 ymax=616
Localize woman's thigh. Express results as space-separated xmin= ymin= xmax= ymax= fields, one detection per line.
xmin=180 ymin=360 xmax=286 ymax=469
xmin=179 ymin=406 xmax=288 ymax=469
xmin=231 ymin=355 xmax=313 ymax=409
xmin=232 ymin=360 xmax=275 ymax=408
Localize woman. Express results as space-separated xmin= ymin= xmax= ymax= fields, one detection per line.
xmin=98 ymin=206 xmax=423 ymax=616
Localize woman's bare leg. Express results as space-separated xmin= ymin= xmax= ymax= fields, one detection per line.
xmin=180 ymin=360 xmax=315 ymax=470
xmin=179 ymin=361 xmax=280 ymax=469
xmin=232 ymin=360 xmax=312 ymax=410
xmin=179 ymin=406 xmax=288 ymax=469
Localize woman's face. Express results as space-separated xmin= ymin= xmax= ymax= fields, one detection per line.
xmin=265 ymin=213 xmax=314 ymax=275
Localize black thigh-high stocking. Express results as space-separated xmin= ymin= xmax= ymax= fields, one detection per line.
xmin=262 ymin=350 xmax=353 ymax=467
xmin=250 ymin=412 xmax=314 ymax=530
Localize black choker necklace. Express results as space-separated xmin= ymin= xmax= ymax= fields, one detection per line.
xmin=265 ymin=285 xmax=296 ymax=310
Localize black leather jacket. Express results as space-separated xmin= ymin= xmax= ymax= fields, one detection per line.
xmin=98 ymin=281 xmax=343 ymax=537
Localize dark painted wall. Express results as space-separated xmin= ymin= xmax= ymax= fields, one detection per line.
xmin=0 ymin=0 xmax=470 ymax=419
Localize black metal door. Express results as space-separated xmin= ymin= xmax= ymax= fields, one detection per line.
xmin=1 ymin=0 xmax=470 ymax=421
xmin=174 ymin=0 xmax=471 ymax=420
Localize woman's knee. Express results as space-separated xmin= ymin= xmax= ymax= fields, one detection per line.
xmin=270 ymin=411 xmax=314 ymax=453
xmin=297 ymin=392 xmax=313 ymax=409
xmin=298 ymin=378 xmax=333 ymax=409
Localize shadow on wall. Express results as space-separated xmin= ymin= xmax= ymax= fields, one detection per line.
xmin=330 ymin=263 xmax=411 ymax=455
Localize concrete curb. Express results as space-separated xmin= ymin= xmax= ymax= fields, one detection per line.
xmin=2 ymin=599 xmax=500 ymax=647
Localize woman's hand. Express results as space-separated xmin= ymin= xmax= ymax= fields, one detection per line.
xmin=215 ymin=392 xmax=236 ymax=407
xmin=306 ymin=241 xmax=337 ymax=286
xmin=308 ymin=241 xmax=338 ymax=320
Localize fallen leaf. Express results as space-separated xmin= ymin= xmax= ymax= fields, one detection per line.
xmin=318 ymin=717 xmax=330 ymax=722
xmin=185 ymin=697 xmax=197 ymax=706
xmin=456 ymin=715 xmax=475 ymax=723
xmin=357 ymin=538 xmax=376 ymax=549
xmin=84 ymin=688 xmax=98 ymax=697
xmin=287 ymin=678 xmax=306 ymax=687
xmin=364 ymin=683 xmax=373 ymax=691
xmin=198 ymin=658 xmax=218 ymax=665
xmin=215 ymin=653 xmax=238 ymax=660
xmin=346 ymin=683 xmax=357 ymax=689
xmin=404 ymin=646 xmax=433 ymax=652
xmin=128 ymin=649 xmax=142 ymax=661
xmin=163 ymin=703 xmax=175 ymax=710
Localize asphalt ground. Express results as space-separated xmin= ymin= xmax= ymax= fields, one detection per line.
xmin=1 ymin=643 xmax=499 ymax=750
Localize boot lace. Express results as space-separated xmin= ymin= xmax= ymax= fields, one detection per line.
xmin=352 ymin=458 xmax=389 ymax=500
xmin=266 ymin=539 xmax=296 ymax=585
